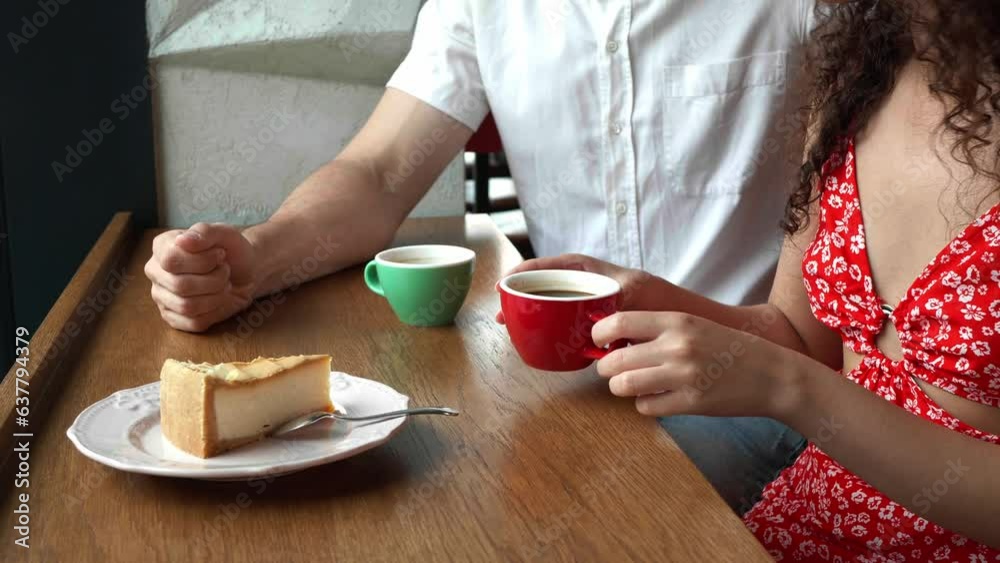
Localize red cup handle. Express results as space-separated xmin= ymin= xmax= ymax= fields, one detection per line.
xmin=587 ymin=311 xmax=609 ymax=323
xmin=582 ymin=311 xmax=626 ymax=359
xmin=582 ymin=339 xmax=627 ymax=360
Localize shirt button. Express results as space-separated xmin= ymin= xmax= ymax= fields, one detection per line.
xmin=610 ymin=122 xmax=623 ymax=135
xmin=615 ymin=202 xmax=628 ymax=216
xmin=606 ymin=40 xmax=619 ymax=53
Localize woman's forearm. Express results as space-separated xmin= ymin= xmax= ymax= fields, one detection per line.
xmin=779 ymin=357 xmax=1000 ymax=548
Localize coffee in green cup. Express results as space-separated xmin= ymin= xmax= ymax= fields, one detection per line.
xmin=364 ymin=245 xmax=476 ymax=326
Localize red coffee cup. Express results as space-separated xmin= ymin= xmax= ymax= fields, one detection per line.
xmin=498 ymin=270 xmax=625 ymax=371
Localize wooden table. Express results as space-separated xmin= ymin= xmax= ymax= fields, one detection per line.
xmin=0 ymin=213 xmax=770 ymax=562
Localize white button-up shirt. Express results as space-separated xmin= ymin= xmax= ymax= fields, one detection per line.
xmin=388 ymin=0 xmax=814 ymax=305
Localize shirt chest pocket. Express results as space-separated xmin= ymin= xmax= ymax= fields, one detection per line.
xmin=661 ymin=51 xmax=789 ymax=197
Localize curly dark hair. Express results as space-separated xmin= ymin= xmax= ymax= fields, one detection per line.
xmin=782 ymin=0 xmax=1000 ymax=234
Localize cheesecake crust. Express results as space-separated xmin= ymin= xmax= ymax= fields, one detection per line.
xmin=160 ymin=359 xmax=212 ymax=457
xmin=160 ymin=355 xmax=333 ymax=458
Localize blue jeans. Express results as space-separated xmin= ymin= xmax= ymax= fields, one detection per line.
xmin=658 ymin=415 xmax=806 ymax=514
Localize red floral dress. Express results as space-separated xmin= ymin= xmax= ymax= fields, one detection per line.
xmin=743 ymin=139 xmax=1000 ymax=561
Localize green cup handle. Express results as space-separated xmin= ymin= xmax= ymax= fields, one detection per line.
xmin=364 ymin=261 xmax=385 ymax=297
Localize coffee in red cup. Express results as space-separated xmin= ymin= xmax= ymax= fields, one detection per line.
xmin=498 ymin=270 xmax=623 ymax=371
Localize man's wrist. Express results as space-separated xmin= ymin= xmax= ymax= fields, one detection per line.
xmin=242 ymin=222 xmax=277 ymax=298
xmin=626 ymin=270 xmax=679 ymax=312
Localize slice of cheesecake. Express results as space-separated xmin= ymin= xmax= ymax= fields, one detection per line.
xmin=160 ymin=355 xmax=333 ymax=458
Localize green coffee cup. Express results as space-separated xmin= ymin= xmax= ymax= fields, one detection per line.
xmin=364 ymin=245 xmax=476 ymax=326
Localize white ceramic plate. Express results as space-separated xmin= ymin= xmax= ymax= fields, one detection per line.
xmin=66 ymin=372 xmax=409 ymax=480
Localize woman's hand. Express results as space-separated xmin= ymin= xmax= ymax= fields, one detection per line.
xmin=495 ymin=254 xmax=655 ymax=323
xmin=592 ymin=311 xmax=810 ymax=420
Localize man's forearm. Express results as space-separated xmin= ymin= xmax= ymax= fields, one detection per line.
xmin=244 ymin=156 xmax=409 ymax=297
xmin=632 ymin=274 xmax=811 ymax=357
xmin=239 ymin=89 xmax=472 ymax=298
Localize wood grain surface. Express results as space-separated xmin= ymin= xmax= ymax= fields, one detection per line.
xmin=0 ymin=215 xmax=770 ymax=562
xmin=0 ymin=212 xmax=133 ymax=472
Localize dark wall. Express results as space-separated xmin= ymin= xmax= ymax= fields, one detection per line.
xmin=0 ymin=142 xmax=12 ymax=373
xmin=0 ymin=0 xmax=157 ymax=363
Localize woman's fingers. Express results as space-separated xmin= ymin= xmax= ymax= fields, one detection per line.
xmin=633 ymin=391 xmax=697 ymax=417
xmin=607 ymin=366 xmax=677 ymax=397
xmin=592 ymin=311 xmax=681 ymax=347
xmin=595 ymin=340 xmax=668 ymax=377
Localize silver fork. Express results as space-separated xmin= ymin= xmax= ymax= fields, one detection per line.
xmin=273 ymin=407 xmax=459 ymax=436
